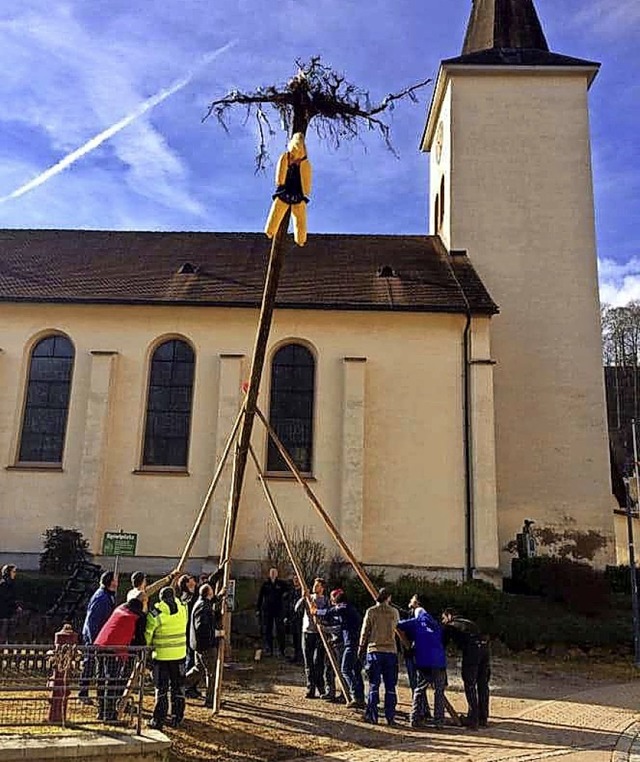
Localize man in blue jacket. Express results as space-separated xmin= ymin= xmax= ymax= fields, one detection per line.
xmin=326 ymin=589 xmax=365 ymax=707
xmin=397 ymin=595 xmax=447 ymax=729
xmin=78 ymin=571 xmax=118 ymax=703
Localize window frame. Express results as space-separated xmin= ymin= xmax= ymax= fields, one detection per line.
xmin=15 ymin=332 xmax=76 ymax=468
xmin=265 ymin=339 xmax=317 ymax=478
xmin=139 ymin=336 xmax=196 ymax=473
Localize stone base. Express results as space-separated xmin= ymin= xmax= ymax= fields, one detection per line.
xmin=0 ymin=729 xmax=170 ymax=761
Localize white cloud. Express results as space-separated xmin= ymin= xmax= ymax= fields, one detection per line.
xmin=599 ymin=256 xmax=640 ymax=306
xmin=0 ymin=3 xmax=217 ymax=217
xmin=573 ymin=0 xmax=640 ymax=38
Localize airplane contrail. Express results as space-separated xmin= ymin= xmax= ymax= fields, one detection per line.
xmin=0 ymin=40 xmax=237 ymax=203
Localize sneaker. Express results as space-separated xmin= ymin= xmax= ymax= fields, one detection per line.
xmin=185 ymin=687 xmax=202 ymax=700
xmin=305 ymin=690 xmax=317 ymax=699
xmin=386 ymin=718 xmax=398 ymax=727
xmin=320 ymin=692 xmax=336 ymax=702
xmin=479 ymin=720 xmax=489 ymax=728
xmin=147 ymin=719 xmax=163 ymax=730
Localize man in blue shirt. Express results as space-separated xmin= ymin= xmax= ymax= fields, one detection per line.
xmin=397 ymin=595 xmax=447 ymax=729
xmin=78 ymin=571 xmax=118 ymax=703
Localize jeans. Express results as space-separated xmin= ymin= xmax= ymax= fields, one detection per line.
xmin=365 ymin=651 xmax=398 ymax=723
xmin=302 ymin=632 xmax=325 ymax=695
xmin=462 ymin=644 xmax=491 ymax=727
xmin=78 ymin=636 xmax=95 ymax=698
xmin=151 ymin=660 xmax=186 ymax=728
xmin=341 ymin=645 xmax=365 ymax=702
xmin=185 ymin=648 xmax=217 ymax=706
xmin=97 ymin=653 xmax=127 ymax=721
xmin=412 ymin=667 xmax=447 ymax=724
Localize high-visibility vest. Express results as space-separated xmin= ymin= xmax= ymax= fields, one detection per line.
xmin=145 ymin=599 xmax=188 ymax=661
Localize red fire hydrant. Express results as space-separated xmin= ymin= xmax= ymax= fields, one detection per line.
xmin=48 ymin=623 xmax=78 ymax=723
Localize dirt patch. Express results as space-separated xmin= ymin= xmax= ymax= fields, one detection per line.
xmin=161 ymin=654 xmax=640 ymax=762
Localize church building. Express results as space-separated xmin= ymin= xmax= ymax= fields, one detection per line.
xmin=0 ymin=0 xmax=615 ymax=579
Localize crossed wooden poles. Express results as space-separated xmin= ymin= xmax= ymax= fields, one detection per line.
xmin=175 ymin=209 xmax=460 ymax=722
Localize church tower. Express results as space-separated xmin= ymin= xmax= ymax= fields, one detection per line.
xmin=423 ymin=0 xmax=615 ymax=568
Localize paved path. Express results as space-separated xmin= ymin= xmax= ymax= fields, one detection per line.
xmin=293 ymin=682 xmax=640 ymax=762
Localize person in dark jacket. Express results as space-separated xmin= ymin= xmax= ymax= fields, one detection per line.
xmin=398 ymin=596 xmax=447 ymax=729
xmin=441 ymin=608 xmax=491 ymax=729
xmin=79 ymin=571 xmax=118 ymax=702
xmin=184 ymin=583 xmax=225 ymax=708
xmin=0 ymin=565 xmax=21 ymax=644
xmin=256 ymin=567 xmax=287 ymax=657
xmin=326 ymin=589 xmax=365 ymax=707
xmin=178 ymin=574 xmax=198 ymax=680
xmin=284 ymin=575 xmax=303 ymax=663
xmin=94 ymin=591 xmax=147 ymax=721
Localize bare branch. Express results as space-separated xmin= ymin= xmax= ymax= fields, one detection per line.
xmin=203 ymin=57 xmax=432 ymax=169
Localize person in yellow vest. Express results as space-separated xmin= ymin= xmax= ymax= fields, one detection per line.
xmin=145 ymin=586 xmax=188 ymax=730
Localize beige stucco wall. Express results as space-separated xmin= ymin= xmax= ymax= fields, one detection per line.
xmin=425 ymin=66 xmax=615 ymax=570
xmin=0 ymin=302 xmax=499 ymax=576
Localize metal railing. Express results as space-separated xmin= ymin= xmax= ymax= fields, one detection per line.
xmin=0 ymin=644 xmax=149 ymax=735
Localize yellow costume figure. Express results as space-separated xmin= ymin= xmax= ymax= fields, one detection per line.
xmin=265 ymin=132 xmax=312 ymax=247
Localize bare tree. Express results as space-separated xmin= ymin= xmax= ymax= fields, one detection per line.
xmin=204 ymin=55 xmax=431 ymax=167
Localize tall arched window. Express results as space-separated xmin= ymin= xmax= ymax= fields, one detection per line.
xmin=142 ymin=339 xmax=195 ymax=468
xmin=439 ymin=175 xmax=446 ymax=231
xmin=267 ymin=343 xmax=315 ymax=474
xmin=18 ymin=334 xmax=75 ymax=464
xmin=434 ymin=194 xmax=440 ymax=234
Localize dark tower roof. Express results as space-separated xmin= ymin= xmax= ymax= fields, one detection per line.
xmin=444 ymin=0 xmax=599 ymax=69
xmin=463 ymin=0 xmax=549 ymax=53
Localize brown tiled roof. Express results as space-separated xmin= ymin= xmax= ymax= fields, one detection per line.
xmin=0 ymin=229 xmax=498 ymax=316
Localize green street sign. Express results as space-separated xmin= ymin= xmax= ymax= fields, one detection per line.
xmin=102 ymin=531 xmax=137 ymax=557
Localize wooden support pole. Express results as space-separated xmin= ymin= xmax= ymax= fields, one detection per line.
xmin=255 ymin=406 xmax=377 ymax=598
xmin=255 ymin=406 xmax=461 ymax=725
xmin=226 ymin=208 xmax=292 ymax=550
xmin=248 ymin=444 xmax=351 ymax=702
xmin=177 ymin=405 xmax=245 ymax=571
xmin=211 ymin=447 xmax=240 ymax=714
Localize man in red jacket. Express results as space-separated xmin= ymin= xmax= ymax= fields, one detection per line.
xmin=94 ymin=592 xmax=147 ymax=722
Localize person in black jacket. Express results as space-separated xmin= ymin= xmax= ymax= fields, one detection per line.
xmin=441 ymin=608 xmax=491 ymax=729
xmin=184 ymin=583 xmax=225 ymax=708
xmin=0 ymin=565 xmax=22 ymax=644
xmin=256 ymin=568 xmax=287 ymax=657
xmin=284 ymin=575 xmax=303 ymax=663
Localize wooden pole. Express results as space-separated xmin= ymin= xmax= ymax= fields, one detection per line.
xmin=248 ymin=444 xmax=351 ymax=701
xmin=255 ymin=406 xmax=461 ymax=724
xmin=255 ymin=406 xmax=378 ymax=598
xmin=226 ymin=208 xmax=292 ymax=550
xmin=176 ymin=405 xmax=245 ymax=571
xmin=211 ymin=447 xmax=240 ymax=714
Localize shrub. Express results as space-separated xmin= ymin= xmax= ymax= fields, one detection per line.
xmin=40 ymin=526 xmax=92 ymax=576
xmin=263 ymin=523 xmax=327 ymax=581
xmin=509 ymin=557 xmax=611 ymax=616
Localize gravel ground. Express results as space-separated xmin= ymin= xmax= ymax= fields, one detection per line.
xmin=163 ymin=653 xmax=640 ymax=762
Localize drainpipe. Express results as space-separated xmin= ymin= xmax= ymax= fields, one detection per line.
xmin=447 ymin=250 xmax=474 ymax=582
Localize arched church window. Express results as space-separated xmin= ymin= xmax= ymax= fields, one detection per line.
xmin=142 ymin=338 xmax=195 ymax=468
xmin=267 ymin=343 xmax=315 ymax=474
xmin=434 ymin=194 xmax=440 ymax=234
xmin=18 ymin=334 xmax=75 ymax=464
xmin=440 ymin=175 xmax=446 ymax=230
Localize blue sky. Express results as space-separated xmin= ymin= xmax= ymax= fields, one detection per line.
xmin=0 ymin=0 xmax=638 ymax=304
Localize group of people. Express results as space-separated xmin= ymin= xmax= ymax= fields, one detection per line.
xmin=292 ymin=579 xmax=491 ymax=730
xmin=256 ymin=567 xmax=491 ymax=730
xmin=3 ymin=559 xmax=490 ymax=732
xmin=78 ymin=565 xmax=226 ymax=729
